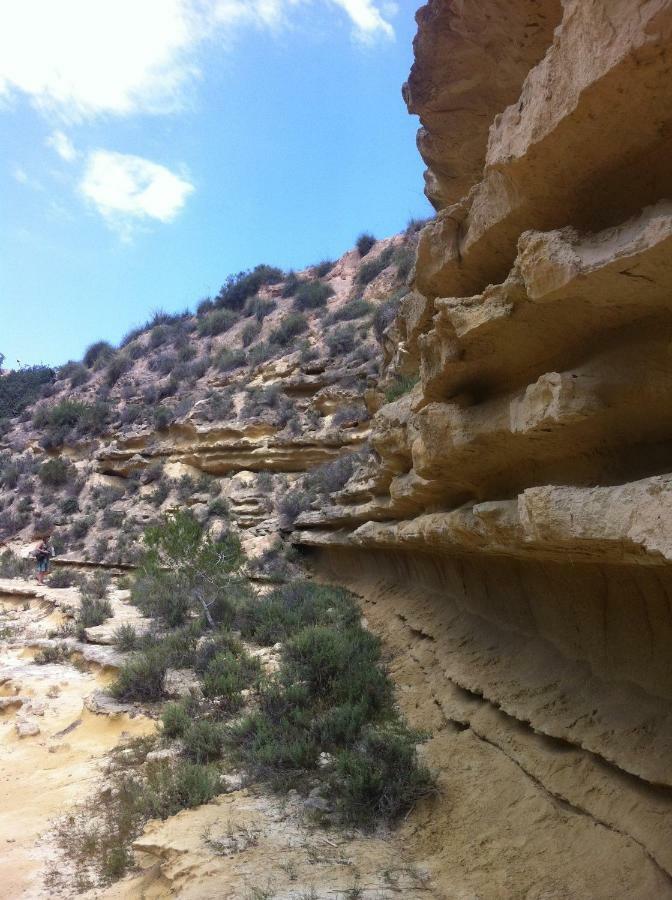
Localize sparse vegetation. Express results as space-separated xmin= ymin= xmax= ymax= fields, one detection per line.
xmin=39 ymin=457 xmax=70 ymax=487
xmin=216 ymin=265 xmax=283 ymax=312
xmin=293 ymin=280 xmax=334 ymax=312
xmin=197 ymin=309 xmax=238 ymax=337
xmin=385 ymin=373 xmax=419 ymax=402
xmin=356 ymin=233 xmax=376 ymax=257
xmin=0 ymin=365 xmax=54 ymax=420
xmin=356 ymin=246 xmax=394 ymax=286
xmin=269 ymin=313 xmax=308 ymax=346
xmin=83 ymin=340 xmax=114 ymax=369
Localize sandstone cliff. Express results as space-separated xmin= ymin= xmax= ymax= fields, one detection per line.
xmin=295 ymin=2 xmax=672 ymax=895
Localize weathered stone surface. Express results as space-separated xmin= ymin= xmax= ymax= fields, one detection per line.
xmin=295 ymin=3 xmax=672 ymax=891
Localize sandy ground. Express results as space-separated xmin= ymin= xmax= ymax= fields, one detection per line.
xmin=0 ymin=590 xmax=152 ymax=900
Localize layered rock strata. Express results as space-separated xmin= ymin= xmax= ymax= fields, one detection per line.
xmin=296 ymin=0 xmax=672 ymax=888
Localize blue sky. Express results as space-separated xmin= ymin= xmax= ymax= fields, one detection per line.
xmin=1 ymin=1 xmax=430 ymax=368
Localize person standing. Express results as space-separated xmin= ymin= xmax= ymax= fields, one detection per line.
xmin=33 ymin=535 xmax=54 ymax=585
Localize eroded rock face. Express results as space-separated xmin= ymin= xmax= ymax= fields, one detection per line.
xmin=297 ymin=1 xmax=672 ymax=891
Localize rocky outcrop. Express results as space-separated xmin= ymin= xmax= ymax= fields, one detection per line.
xmin=297 ymin=1 xmax=672 ymax=892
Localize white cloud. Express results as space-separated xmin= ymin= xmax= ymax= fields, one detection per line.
xmin=11 ymin=165 xmax=28 ymax=184
xmin=46 ymin=130 xmax=77 ymax=162
xmin=0 ymin=1 xmax=394 ymax=120
xmin=330 ymin=0 xmax=394 ymax=42
xmin=80 ymin=150 xmax=194 ymax=234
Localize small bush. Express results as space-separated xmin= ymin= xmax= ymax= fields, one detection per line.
xmin=48 ymin=569 xmax=79 ymax=588
xmin=82 ymin=570 xmax=111 ymax=599
xmin=201 ymin=648 xmax=261 ymax=708
xmin=183 ymin=720 xmax=226 ymax=763
xmin=78 ymin=596 xmax=113 ymax=630
xmin=110 ymin=649 xmax=168 ymax=702
xmin=269 ymin=313 xmax=308 ymax=347
xmin=356 ymin=246 xmax=394 ymax=286
xmin=106 ymin=353 xmax=132 ymax=387
xmin=325 ymin=299 xmax=372 ymax=325
xmin=244 ymin=296 xmax=277 ymax=322
xmin=39 ymin=458 xmax=70 ymax=487
xmin=83 ymin=341 xmax=114 ymax=369
xmin=197 ymin=309 xmax=238 ymax=337
xmin=34 ymin=643 xmax=71 ymax=665
xmin=385 ymin=373 xmax=419 ymax=402
xmin=216 ymin=348 xmax=246 ymax=372
xmin=161 ymin=700 xmax=192 ymax=738
xmin=326 ymin=324 xmax=356 ymax=356
xmin=238 ymin=581 xmax=359 ymax=646
xmin=216 ymin=265 xmax=283 ymax=312
xmin=114 ymin=623 xmax=139 ymax=651
xmin=247 ymin=342 xmax=278 ymax=366
xmin=277 ymin=489 xmax=312 ymax=525
xmin=356 ymin=233 xmax=376 ymax=257
xmin=241 ymin=322 xmax=261 ymax=347
xmin=314 ymin=259 xmax=335 ymax=277
xmin=281 ymin=271 xmax=300 ymax=297
xmin=332 ymin=726 xmax=435 ymax=827
xmin=293 ymin=281 xmax=334 ymax=312
xmin=102 ymin=507 xmax=124 ymax=528
xmin=373 ymin=296 xmax=402 ymax=343
xmin=0 ymin=365 xmax=54 ymax=420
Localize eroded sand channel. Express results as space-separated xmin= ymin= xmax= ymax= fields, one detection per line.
xmin=0 ymin=585 xmax=152 ymax=899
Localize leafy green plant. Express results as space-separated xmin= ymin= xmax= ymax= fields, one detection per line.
xmin=132 ymin=510 xmax=246 ymax=629
xmin=0 ymin=365 xmax=54 ymax=420
xmin=110 ymin=648 xmax=168 ymax=702
xmin=216 ymin=265 xmax=283 ymax=312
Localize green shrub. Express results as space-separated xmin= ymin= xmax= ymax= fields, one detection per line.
xmin=33 ymin=399 xmax=110 ymax=447
xmin=114 ymin=623 xmax=139 ymax=651
xmin=241 ymin=322 xmax=261 ymax=347
xmin=83 ymin=341 xmax=114 ymax=369
xmin=325 ymin=299 xmax=372 ymax=325
xmin=244 ymin=296 xmax=277 ymax=322
xmin=197 ymin=309 xmax=238 ymax=337
xmin=110 ymin=648 xmax=168 ymax=702
xmin=277 ymin=489 xmax=312 ymax=525
xmin=82 ymin=570 xmax=111 ymax=599
xmin=183 ymin=720 xmax=226 ymax=763
xmin=216 ymin=348 xmax=246 ymax=372
xmin=314 ymin=259 xmax=335 ymax=277
xmin=356 ymin=246 xmax=394 ymax=286
xmin=282 ymin=625 xmax=389 ymax=712
xmin=293 ymin=281 xmax=334 ymax=312
xmin=373 ymin=295 xmax=402 ymax=342
xmin=102 ymin=507 xmax=124 ymax=528
xmin=161 ymin=700 xmax=192 ymax=738
xmin=106 ymin=353 xmax=132 ymax=387
xmin=394 ymin=246 xmax=415 ymax=281
xmin=326 ymin=324 xmax=356 ymax=356
xmin=385 ymin=373 xmax=419 ymax=402
xmin=237 ymin=581 xmax=359 ymax=645
xmin=132 ymin=510 xmax=245 ymax=630
xmin=48 ymin=569 xmax=79 ymax=588
xmin=281 ymin=271 xmax=300 ymax=297
xmin=269 ymin=313 xmax=308 ymax=346
xmin=216 ymin=265 xmax=283 ymax=312
xmin=356 ymin=233 xmax=376 ymax=256
xmin=246 ymin=342 xmax=278 ymax=366
xmin=39 ymin=458 xmax=70 ymax=487
xmin=78 ymin=596 xmax=113 ymax=630
xmin=0 ymin=365 xmax=54 ymax=420
xmin=332 ymin=726 xmax=435 ymax=827
xmin=34 ymin=643 xmax=71 ymax=665
xmin=0 ymin=549 xmax=32 ymax=578
xmin=207 ymin=498 xmax=230 ymax=519
xmin=201 ymin=649 xmax=261 ymax=708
